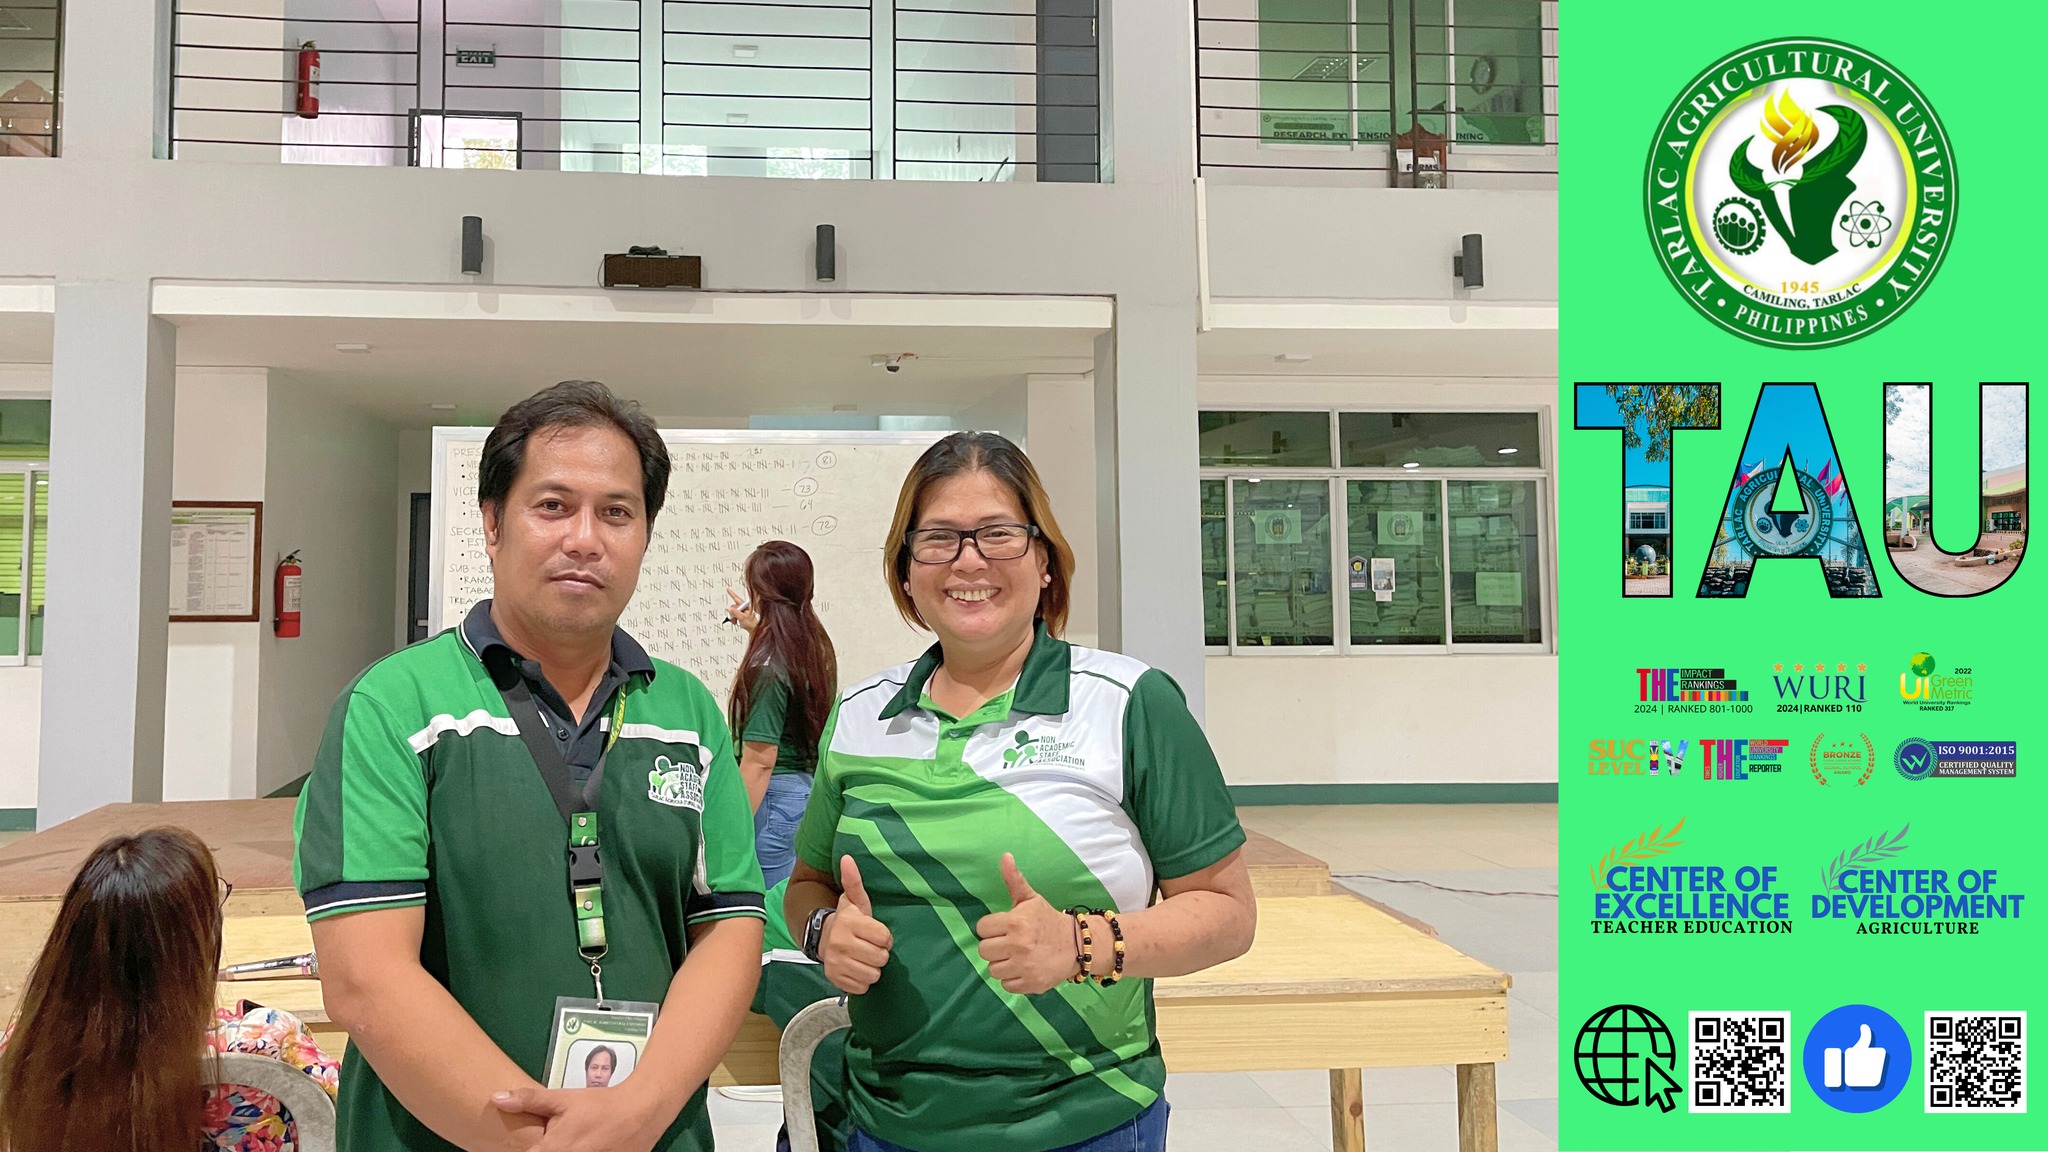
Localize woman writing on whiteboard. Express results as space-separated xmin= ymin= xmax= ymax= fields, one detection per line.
xmin=727 ymin=540 xmax=839 ymax=888
xmin=783 ymin=432 xmax=1257 ymax=1152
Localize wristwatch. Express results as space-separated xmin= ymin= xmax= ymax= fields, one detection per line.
xmin=801 ymin=906 xmax=837 ymax=963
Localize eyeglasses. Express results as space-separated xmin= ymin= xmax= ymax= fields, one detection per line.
xmin=904 ymin=523 xmax=1040 ymax=565
xmin=217 ymin=878 xmax=234 ymax=909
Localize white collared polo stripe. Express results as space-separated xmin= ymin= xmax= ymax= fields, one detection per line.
xmin=407 ymin=709 xmax=520 ymax=754
xmin=616 ymin=722 xmax=704 ymax=744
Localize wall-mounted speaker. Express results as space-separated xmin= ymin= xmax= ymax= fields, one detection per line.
xmin=461 ymin=216 xmax=483 ymax=276
xmin=1453 ymin=233 xmax=1484 ymax=289
xmin=816 ymin=224 xmax=836 ymax=283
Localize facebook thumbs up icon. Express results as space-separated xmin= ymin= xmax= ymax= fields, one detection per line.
xmin=1806 ymin=1006 xmax=1910 ymax=1113
xmin=1824 ymin=1024 xmax=1886 ymax=1088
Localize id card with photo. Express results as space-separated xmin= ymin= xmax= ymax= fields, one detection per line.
xmin=543 ymin=997 xmax=661 ymax=1090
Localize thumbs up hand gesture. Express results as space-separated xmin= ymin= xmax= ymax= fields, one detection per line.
xmin=822 ymin=855 xmax=894 ymax=995
xmin=975 ymin=854 xmax=1081 ymax=995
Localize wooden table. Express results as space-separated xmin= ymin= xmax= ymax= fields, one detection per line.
xmin=1 ymin=804 xmax=1512 ymax=1152
xmin=107 ymin=896 xmax=1510 ymax=1152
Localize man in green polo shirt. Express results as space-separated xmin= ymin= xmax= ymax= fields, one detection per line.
xmin=294 ymin=380 xmax=765 ymax=1152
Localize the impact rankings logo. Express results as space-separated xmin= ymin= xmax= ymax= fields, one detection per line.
xmin=1644 ymin=37 xmax=1956 ymax=348
xmin=1563 ymin=13 xmax=2039 ymax=1149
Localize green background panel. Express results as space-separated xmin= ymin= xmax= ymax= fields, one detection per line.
xmin=1561 ymin=5 xmax=2041 ymax=1148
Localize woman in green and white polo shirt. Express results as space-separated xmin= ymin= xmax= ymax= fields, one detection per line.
xmin=785 ymin=432 xmax=1258 ymax=1152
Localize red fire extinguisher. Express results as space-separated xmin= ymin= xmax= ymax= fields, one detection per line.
xmin=295 ymin=41 xmax=320 ymax=119
xmin=275 ymin=551 xmax=303 ymax=638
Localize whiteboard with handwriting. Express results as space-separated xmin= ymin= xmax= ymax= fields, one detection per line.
xmin=430 ymin=428 xmax=946 ymax=697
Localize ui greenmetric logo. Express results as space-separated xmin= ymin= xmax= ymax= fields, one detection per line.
xmin=1645 ymin=38 xmax=1955 ymax=347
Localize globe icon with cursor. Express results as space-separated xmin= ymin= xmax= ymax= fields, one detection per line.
xmin=1574 ymin=1004 xmax=1682 ymax=1112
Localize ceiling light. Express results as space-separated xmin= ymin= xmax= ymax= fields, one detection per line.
xmin=727 ymin=112 xmax=750 ymax=125
xmin=1275 ymin=352 xmax=1313 ymax=363
xmin=429 ymin=403 xmax=457 ymax=411
xmin=1246 ymin=477 xmax=1261 ymax=484
xmin=1497 ymin=447 xmax=1519 ymax=455
xmin=732 ymin=44 xmax=758 ymax=58
xmin=335 ymin=342 xmax=371 ymax=353
xmin=1402 ymin=461 xmax=1421 ymax=469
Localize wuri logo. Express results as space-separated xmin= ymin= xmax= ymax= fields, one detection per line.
xmin=1772 ymin=661 xmax=1867 ymax=713
xmin=1645 ymin=38 xmax=1955 ymax=347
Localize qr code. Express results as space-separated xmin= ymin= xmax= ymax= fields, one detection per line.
xmin=1688 ymin=1011 xmax=1789 ymax=1112
xmin=1926 ymin=1012 xmax=2026 ymax=1113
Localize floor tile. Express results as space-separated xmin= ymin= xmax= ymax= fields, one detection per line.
xmin=1164 ymin=1070 xmax=1284 ymax=1110
xmin=1502 ymin=1096 xmax=1558 ymax=1140
xmin=1510 ymin=970 xmax=1560 ymax=1022
xmin=1167 ymin=1106 xmax=1325 ymax=1152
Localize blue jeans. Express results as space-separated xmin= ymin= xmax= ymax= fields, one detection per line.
xmin=848 ymin=1100 xmax=1168 ymax=1152
xmin=754 ymin=771 xmax=812 ymax=888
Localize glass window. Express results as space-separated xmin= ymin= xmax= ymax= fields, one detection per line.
xmin=0 ymin=399 xmax=51 ymax=457
xmin=1346 ymin=480 xmax=1444 ymax=645
xmin=1447 ymin=479 xmax=1541 ymax=644
xmin=1201 ymin=479 xmax=1229 ymax=646
xmin=1258 ymin=0 xmax=1352 ymax=144
xmin=27 ymin=473 xmax=46 ymax=655
xmin=412 ymin=112 xmax=523 ymax=169
xmin=0 ymin=473 xmax=21 ymax=657
xmin=1231 ymin=478 xmax=1333 ymax=646
xmin=1339 ymin=411 xmax=1541 ymax=467
xmin=768 ymin=147 xmax=857 ymax=180
xmin=0 ymin=0 xmax=59 ymax=157
xmin=1451 ymin=0 xmax=1547 ymax=146
xmin=1200 ymin=411 xmax=1332 ymax=468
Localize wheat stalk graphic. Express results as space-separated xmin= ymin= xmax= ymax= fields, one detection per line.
xmin=1589 ymin=818 xmax=1686 ymax=890
xmin=1821 ymin=824 xmax=1911 ymax=892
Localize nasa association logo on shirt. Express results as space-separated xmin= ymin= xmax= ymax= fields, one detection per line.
xmin=647 ymin=756 xmax=707 ymax=811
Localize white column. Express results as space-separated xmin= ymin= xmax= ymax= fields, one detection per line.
xmin=1025 ymin=374 xmax=1098 ymax=648
xmin=38 ymin=282 xmax=177 ymax=828
xmin=1094 ymin=304 xmax=1205 ymax=718
xmin=59 ymin=0 xmax=174 ymax=157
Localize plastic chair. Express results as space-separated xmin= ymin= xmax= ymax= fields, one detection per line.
xmin=215 ymin=1051 xmax=338 ymax=1152
xmin=779 ymin=997 xmax=851 ymax=1152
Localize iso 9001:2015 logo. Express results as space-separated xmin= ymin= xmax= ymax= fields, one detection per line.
xmin=1644 ymin=38 xmax=1955 ymax=348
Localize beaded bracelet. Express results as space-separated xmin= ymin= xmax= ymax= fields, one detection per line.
xmin=1098 ymin=909 xmax=1126 ymax=987
xmin=1066 ymin=907 xmax=1094 ymax=984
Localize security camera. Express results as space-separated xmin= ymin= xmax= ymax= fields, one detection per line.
xmin=871 ymin=352 xmax=916 ymax=373
xmin=886 ymin=362 xmax=901 ymax=373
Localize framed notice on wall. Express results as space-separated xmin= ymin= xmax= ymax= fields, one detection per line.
xmin=169 ymin=501 xmax=262 ymax=622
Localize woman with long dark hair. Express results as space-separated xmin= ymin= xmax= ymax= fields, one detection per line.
xmin=727 ymin=539 xmax=838 ymax=888
xmin=0 ymin=827 xmax=338 ymax=1152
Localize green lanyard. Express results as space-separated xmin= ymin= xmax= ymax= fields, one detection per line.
xmin=506 ymin=678 xmax=630 ymax=1002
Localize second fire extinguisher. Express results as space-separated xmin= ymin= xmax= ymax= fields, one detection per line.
xmin=295 ymin=41 xmax=320 ymax=119
xmin=275 ymin=551 xmax=303 ymax=638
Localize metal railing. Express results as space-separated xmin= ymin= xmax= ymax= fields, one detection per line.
xmin=169 ymin=0 xmax=422 ymax=164
xmin=661 ymin=0 xmax=876 ymax=177
xmin=1195 ymin=0 xmax=1555 ymax=187
xmin=893 ymin=0 xmax=1098 ymax=182
xmin=1 ymin=0 xmax=62 ymax=156
xmin=436 ymin=0 xmax=644 ymax=170
xmin=167 ymin=0 xmax=1099 ymax=181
